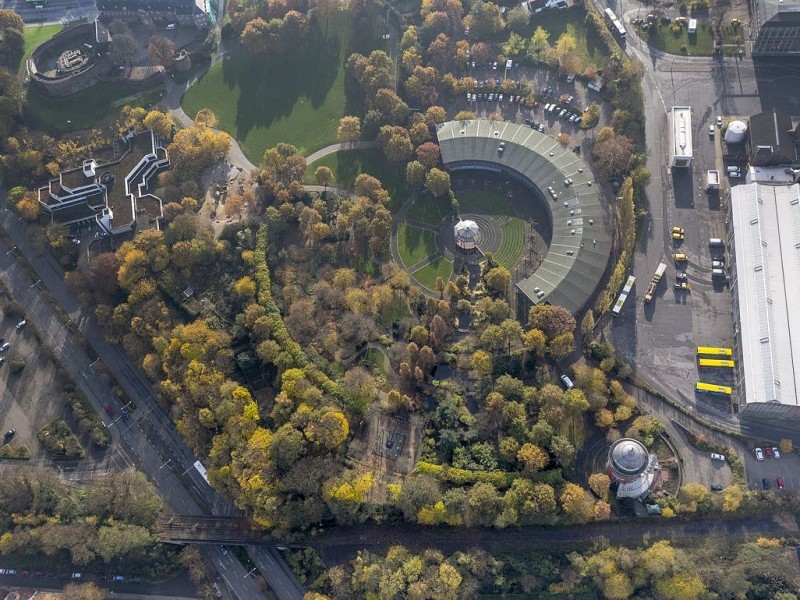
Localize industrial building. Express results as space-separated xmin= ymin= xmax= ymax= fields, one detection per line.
xmin=670 ymin=106 xmax=693 ymax=168
xmin=607 ymin=438 xmax=661 ymax=499
xmin=436 ymin=119 xmax=612 ymax=318
xmin=751 ymin=0 xmax=800 ymax=56
xmin=728 ymin=180 xmax=800 ymax=419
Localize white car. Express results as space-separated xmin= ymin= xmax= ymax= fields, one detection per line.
xmin=716 ymin=115 xmax=723 ymax=126
xmin=754 ymin=447 xmax=764 ymax=461
xmin=560 ymin=374 xmax=574 ymax=389
xmin=772 ymin=447 xmax=781 ymax=459
xmin=710 ymin=453 xmax=726 ymax=461
xmin=0 ymin=343 xmax=10 ymax=353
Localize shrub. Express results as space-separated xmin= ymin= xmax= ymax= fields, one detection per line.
xmin=8 ymin=358 xmax=25 ymax=374
xmin=38 ymin=420 xmax=85 ymax=459
xmin=63 ymin=387 xmax=111 ymax=448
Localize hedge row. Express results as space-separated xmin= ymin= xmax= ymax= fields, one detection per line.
xmin=596 ymin=178 xmax=635 ymax=315
xmin=254 ymin=225 xmax=347 ymax=405
xmin=413 ymin=461 xmax=518 ymax=489
xmin=0 ymin=444 xmax=30 ymax=460
xmin=64 ymin=386 xmax=112 ymax=449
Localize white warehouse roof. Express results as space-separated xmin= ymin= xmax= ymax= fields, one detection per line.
xmin=731 ymin=182 xmax=800 ymax=409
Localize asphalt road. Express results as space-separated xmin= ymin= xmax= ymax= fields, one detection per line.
xmin=0 ymin=201 xmax=304 ymax=600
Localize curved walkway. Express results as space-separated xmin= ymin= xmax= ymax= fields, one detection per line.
xmin=305 ymin=141 xmax=378 ymax=164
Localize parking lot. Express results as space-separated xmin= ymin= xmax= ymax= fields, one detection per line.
xmin=461 ymin=62 xmax=609 ymax=153
xmin=743 ymin=446 xmax=800 ymax=491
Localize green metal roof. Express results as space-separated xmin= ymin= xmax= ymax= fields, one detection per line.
xmin=436 ymin=119 xmax=612 ymax=314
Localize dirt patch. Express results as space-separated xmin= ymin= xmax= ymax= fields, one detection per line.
xmin=348 ymin=413 xmax=426 ymax=501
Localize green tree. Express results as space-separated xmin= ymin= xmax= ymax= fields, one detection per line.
xmin=506 ymin=6 xmax=529 ymax=33
xmin=548 ymin=331 xmax=575 ymax=361
xmin=406 ymin=160 xmax=427 ymax=189
xmin=654 ymin=573 xmax=707 ymax=600
xmin=588 ymin=473 xmax=611 ymax=500
xmin=314 ymin=166 xmax=334 ymax=189
xmin=517 ymin=443 xmax=549 ymax=473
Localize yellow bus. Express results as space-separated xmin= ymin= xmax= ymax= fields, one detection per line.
xmin=698 ymin=358 xmax=735 ymax=368
xmin=695 ymin=382 xmax=732 ymax=395
xmin=696 ymin=346 xmax=733 ymax=357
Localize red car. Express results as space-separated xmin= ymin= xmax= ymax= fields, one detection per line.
xmin=765 ymin=447 xmax=774 ymax=458
xmin=104 ymin=403 xmax=115 ymax=418
xmin=777 ymin=477 xmax=784 ymax=490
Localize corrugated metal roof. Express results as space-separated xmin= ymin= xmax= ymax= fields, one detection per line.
xmin=436 ymin=119 xmax=612 ymax=314
xmin=731 ymin=182 xmax=800 ymax=407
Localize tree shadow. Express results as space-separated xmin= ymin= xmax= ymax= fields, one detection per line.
xmin=221 ymin=17 xmax=349 ymax=142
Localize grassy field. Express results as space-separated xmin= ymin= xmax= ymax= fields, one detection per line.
xmin=397 ymin=223 xmax=437 ymax=267
xmin=26 ymin=83 xmax=164 ymax=133
xmin=515 ymin=6 xmax=607 ymax=68
xmin=362 ymin=347 xmax=387 ymax=374
xmin=635 ymin=22 xmax=743 ymax=56
xmin=456 ymin=189 xmax=516 ymax=216
xmin=21 ymin=24 xmax=62 ymax=71
xmin=183 ymin=11 xmax=381 ymax=163
xmin=307 ymin=149 xmax=410 ymax=211
xmin=495 ymin=218 xmax=526 ymax=269
xmin=406 ymin=194 xmax=451 ymax=225
xmin=413 ymin=257 xmax=453 ymax=289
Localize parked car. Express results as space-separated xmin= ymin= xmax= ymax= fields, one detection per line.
xmin=777 ymin=477 xmax=784 ymax=490
xmin=754 ymin=447 xmax=764 ymax=460
xmin=765 ymin=447 xmax=774 ymax=458
xmin=673 ymin=252 xmax=688 ymax=262
xmin=112 ymin=575 xmax=125 ymax=582
xmin=711 ymin=483 xmax=723 ymax=491
xmin=672 ymin=226 xmax=685 ymax=240
xmin=560 ymin=374 xmax=574 ymax=389
xmin=772 ymin=447 xmax=781 ymax=459
xmin=710 ymin=453 xmax=726 ymax=461
xmin=716 ymin=115 xmax=723 ymax=126
xmin=709 ymin=125 xmax=715 ymax=137
xmin=104 ymin=403 xmax=115 ymax=418
xmin=0 ymin=343 xmax=10 ymax=352
xmin=762 ymin=477 xmax=770 ymax=490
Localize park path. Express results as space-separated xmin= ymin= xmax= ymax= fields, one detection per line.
xmin=305 ymin=141 xmax=378 ymax=164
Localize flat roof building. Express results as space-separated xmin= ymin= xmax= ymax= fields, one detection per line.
xmin=729 ymin=181 xmax=800 ymax=419
xmin=670 ymin=106 xmax=693 ymax=168
xmin=436 ymin=119 xmax=612 ymax=317
xmin=752 ymin=1 xmax=800 ymax=56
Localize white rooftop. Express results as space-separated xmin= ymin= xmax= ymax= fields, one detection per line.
xmin=731 ymin=182 xmax=800 ymax=407
xmin=671 ymin=106 xmax=693 ymax=160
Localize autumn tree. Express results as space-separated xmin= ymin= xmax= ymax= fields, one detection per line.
xmin=592 ymin=127 xmax=635 ymax=179
xmin=378 ymin=125 xmax=414 ymax=163
xmin=530 ymin=26 xmax=550 ymax=60
xmin=528 ymin=304 xmax=576 ymax=339
xmin=588 ymin=473 xmax=611 ymax=499
xmin=484 ymin=266 xmax=511 ymax=297
xmin=517 ymin=443 xmax=548 ymax=473
xmin=560 ymin=482 xmax=594 ymax=521
xmin=416 ymin=141 xmax=441 ymax=168
xmin=506 ymin=5 xmax=529 ymax=33
xmin=110 ymin=31 xmax=137 ymax=66
xmin=148 ymin=35 xmax=175 ymax=68
xmin=337 ymin=115 xmax=362 ymax=144
xmin=314 ymin=165 xmax=334 ymax=189
xmin=143 ymin=110 xmax=173 ymax=139
xmin=425 ymin=167 xmax=450 ymax=197
xmin=62 ymin=582 xmax=106 ymax=600
xmin=468 ymin=1 xmax=504 ymax=37
xmin=346 ymin=50 xmax=393 ymax=97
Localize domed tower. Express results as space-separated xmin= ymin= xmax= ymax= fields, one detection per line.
xmin=607 ymin=438 xmax=660 ymax=499
xmin=454 ymin=219 xmax=479 ymax=252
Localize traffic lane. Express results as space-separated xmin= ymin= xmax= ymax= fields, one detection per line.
xmin=0 ymin=200 xmax=300 ymax=599
xmin=248 ymin=546 xmax=303 ymax=600
xmin=744 ymin=449 xmax=800 ymax=492
xmin=0 ymin=570 xmax=197 ymax=597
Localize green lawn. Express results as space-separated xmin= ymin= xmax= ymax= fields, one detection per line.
xmin=456 ymin=189 xmax=516 ymax=216
xmin=21 ymin=24 xmax=62 ymax=71
xmin=362 ymin=347 xmax=387 ymax=374
xmin=307 ymin=149 xmax=411 ymax=212
xmin=26 ymin=83 xmax=164 ymax=133
xmin=495 ymin=218 xmax=526 ymax=269
xmin=413 ymin=257 xmax=453 ymax=290
xmin=514 ymin=6 xmax=607 ymax=68
xmin=397 ymin=223 xmax=437 ymax=267
xmin=183 ymin=10 xmax=381 ymax=163
xmin=406 ymin=194 xmax=451 ymax=225
xmin=635 ymin=22 xmax=744 ymax=56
